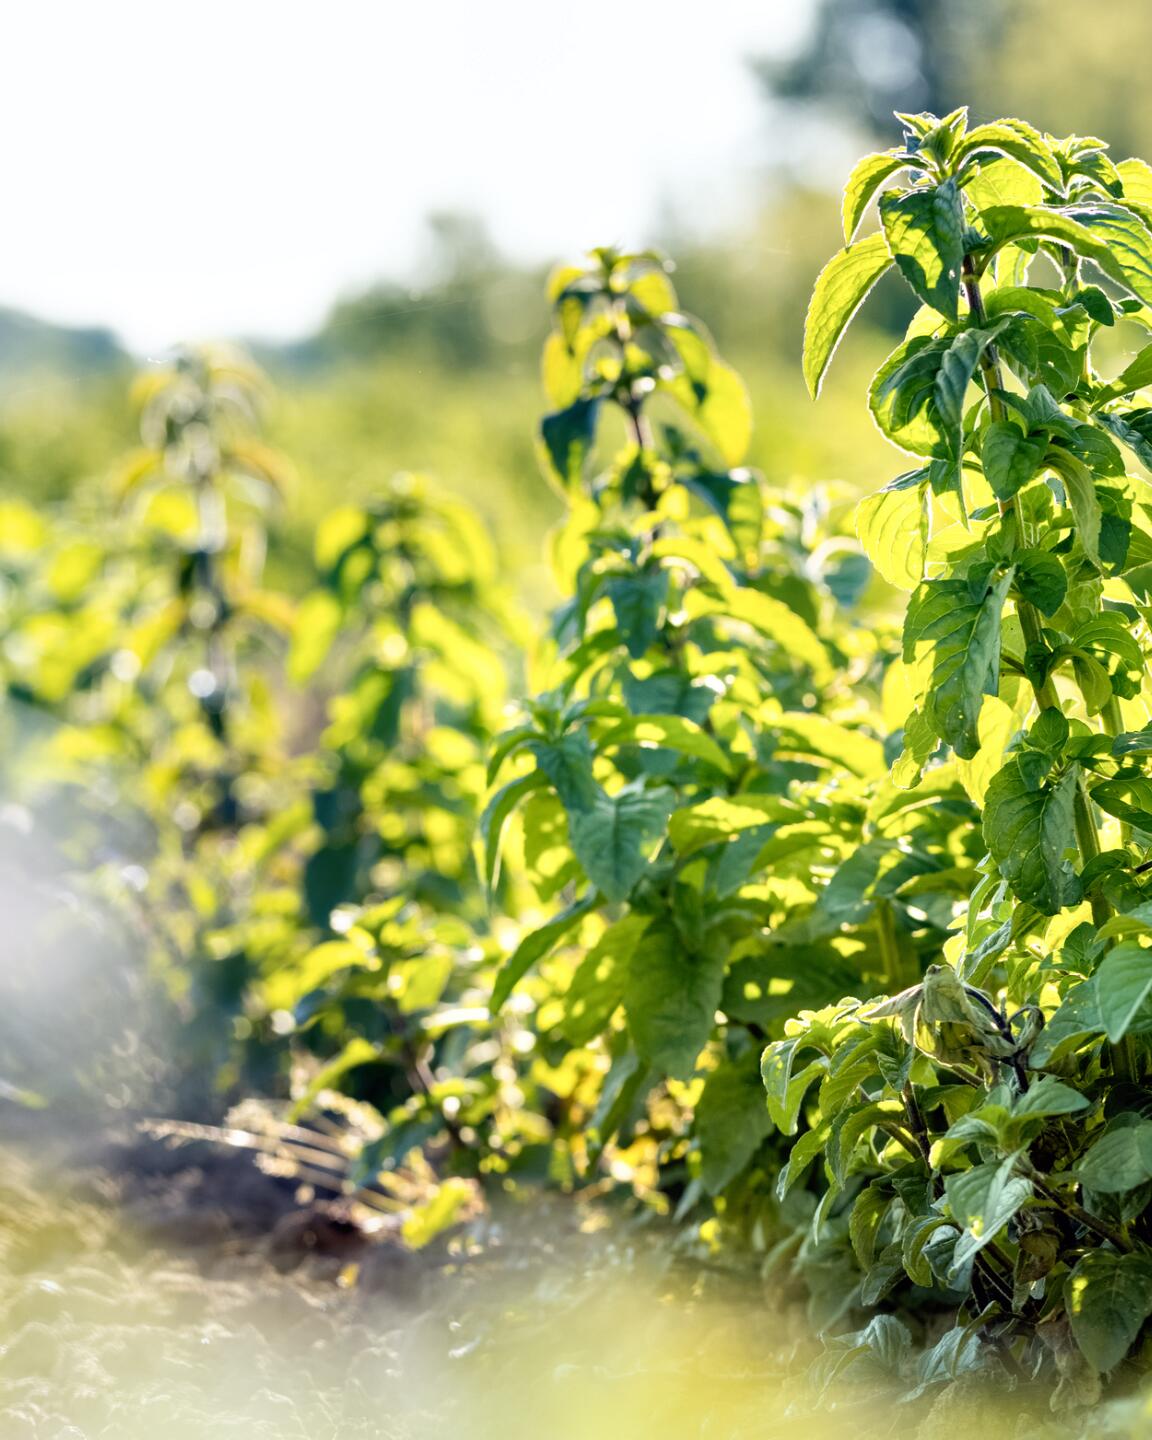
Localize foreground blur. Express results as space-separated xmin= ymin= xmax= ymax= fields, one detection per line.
xmin=0 ymin=1148 xmax=1146 ymax=1440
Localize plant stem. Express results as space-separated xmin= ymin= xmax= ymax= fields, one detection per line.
xmin=902 ymin=1082 xmax=935 ymax=1180
xmin=1021 ymin=1161 xmax=1132 ymax=1251
xmin=875 ymin=897 xmax=913 ymax=992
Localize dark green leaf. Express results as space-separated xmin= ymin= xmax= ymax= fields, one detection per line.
xmin=1068 ymin=1250 xmax=1152 ymax=1372
xmin=1098 ymin=408 xmax=1152 ymax=472
xmin=1094 ymin=942 xmax=1152 ymax=1042
xmin=1048 ymin=450 xmax=1102 ymax=569
xmin=480 ymin=772 xmax=547 ymax=891
xmin=604 ymin=572 xmax=668 ymax=659
xmin=879 ymin=179 xmax=964 ymax=320
xmin=903 ymin=569 xmax=1013 ymax=759
xmin=983 ymin=750 xmax=1082 ymax=914
xmin=529 ymin=731 xmax=600 ymax=812
xmin=982 ymin=420 xmax=1045 ymax=500
xmin=1014 ymin=548 xmax=1067 ymax=617
xmin=491 ymin=892 xmax=598 ymax=1011
xmin=568 ymin=785 xmax=674 ymax=903
xmin=1013 ymin=1075 xmax=1090 ymax=1117
xmin=625 ymin=920 xmax=726 ymax=1079
xmin=944 ymin=1157 xmax=1032 ymax=1271
xmin=1076 ymin=1119 xmax=1152 ymax=1193
xmin=599 ymin=714 xmax=732 ymax=775
xmin=541 ymin=397 xmax=599 ymax=489
xmin=696 ymin=1051 xmax=774 ymax=1195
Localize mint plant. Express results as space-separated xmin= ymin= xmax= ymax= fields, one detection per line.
xmin=262 ymin=477 xmax=545 ymax=1180
xmin=782 ymin=110 xmax=1152 ymax=1392
xmin=484 ymin=249 xmax=977 ymax=1225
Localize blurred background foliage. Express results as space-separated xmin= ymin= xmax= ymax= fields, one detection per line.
xmin=7 ymin=0 xmax=1152 ymax=600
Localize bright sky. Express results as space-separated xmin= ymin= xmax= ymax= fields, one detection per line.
xmin=0 ymin=1 xmax=810 ymax=352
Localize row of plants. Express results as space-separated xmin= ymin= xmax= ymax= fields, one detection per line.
xmin=10 ymin=104 xmax=1152 ymax=1418
xmin=0 ymin=350 xmax=542 ymax=1194
xmin=480 ymin=113 xmax=1152 ymax=1404
xmin=780 ymin=109 xmax=1152 ymax=1402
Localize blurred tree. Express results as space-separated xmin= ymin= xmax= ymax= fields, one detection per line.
xmin=0 ymin=308 xmax=128 ymax=378
xmin=966 ymin=0 xmax=1152 ymax=163
xmin=752 ymin=0 xmax=1003 ymax=135
xmin=753 ymin=0 xmax=1152 ymax=164
xmin=287 ymin=212 xmax=544 ymax=374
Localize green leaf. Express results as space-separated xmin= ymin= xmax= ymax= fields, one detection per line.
xmin=1013 ymin=1075 xmax=1090 ymax=1117
xmin=1067 ymin=203 xmax=1152 ymax=306
xmin=540 ymin=397 xmax=599 ymax=490
xmin=1098 ymin=408 xmax=1152 ymax=472
xmin=803 ymin=231 xmax=894 ymax=398
xmin=1048 ymin=451 xmax=1102 ymax=568
xmin=771 ymin=712 xmax=887 ymax=780
xmin=696 ymin=1052 xmax=774 ymax=1195
xmin=604 ymin=572 xmax=668 ymax=659
xmin=568 ymin=786 xmax=673 ymax=903
xmin=586 ymin=1050 xmax=650 ymax=1155
xmin=1028 ymin=979 xmax=1104 ymax=1067
xmin=849 ymin=1183 xmax=892 ymax=1269
xmin=622 ymin=668 xmax=715 ymax=724
xmin=624 ymin=920 xmax=726 ymax=1080
xmin=955 ymin=119 xmax=1063 ymax=190
xmin=981 ymin=204 xmax=1152 ymax=307
xmin=402 ymin=1177 xmax=473 ymax=1250
xmin=289 ymin=590 xmax=344 ymax=682
xmin=933 ymin=323 xmax=1013 ymax=500
xmin=480 ymin=772 xmax=547 ymax=891
xmin=964 ymin=157 xmax=1043 ymax=212
xmin=598 ymin=714 xmax=733 ymax=776
xmin=1013 ymin=548 xmax=1067 ymax=617
xmin=723 ymin=587 xmax=829 ymax=677
xmin=560 ymin=914 xmax=649 ymax=1047
xmin=855 ymin=476 xmax=928 ymax=592
xmin=487 ymin=723 xmax=538 ymax=785
xmin=1095 ymin=344 xmax=1152 ymax=406
xmin=265 ymin=941 xmax=376 ymax=1013
xmin=529 ymin=732 xmax=600 ymax=812
xmin=869 ymin=335 xmax=952 ymax=457
xmin=692 ymin=357 xmax=753 ymax=466
xmin=666 ymin=357 xmax=753 ymax=464
xmin=1068 ymin=1250 xmax=1152 ymax=1372
xmin=982 ymin=420 xmax=1045 ymax=500
xmin=842 ymin=151 xmax=908 ymax=242
xmin=1094 ymin=943 xmax=1152 ymax=1042
xmin=935 ymin=323 xmax=1009 ymax=438
xmin=667 ymin=794 xmax=795 ymax=856
xmin=903 ymin=1214 xmax=957 ymax=1287
xmin=983 ymin=751 xmax=1082 ymax=914
xmin=1091 ymin=777 xmax=1152 ymax=834
xmin=289 ymin=1037 xmax=381 ymax=1119
xmin=683 ymin=469 xmax=764 ymax=558
xmin=1076 ymin=1119 xmax=1152 ymax=1193
xmin=1119 ymin=157 xmax=1152 ymax=209
xmin=775 ymin=1122 xmax=831 ymax=1199
xmin=879 ymin=179 xmax=964 ymax=321
xmin=352 ymin=1108 xmax=444 ymax=1183
xmin=761 ymin=1039 xmax=823 ymax=1135
xmin=490 ymin=891 xmax=598 ymax=1011
xmin=903 ymin=569 xmax=1013 ymax=759
xmin=1113 ymin=725 xmax=1152 ymax=759
xmin=943 ymin=1157 xmax=1032 ymax=1272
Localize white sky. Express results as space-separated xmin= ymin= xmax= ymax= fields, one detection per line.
xmin=0 ymin=1 xmax=811 ymax=352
